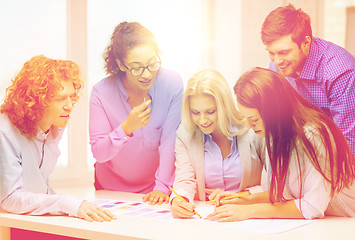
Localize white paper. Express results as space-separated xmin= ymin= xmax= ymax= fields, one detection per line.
xmin=193 ymin=204 xmax=215 ymax=219
xmin=93 ymin=199 xmax=314 ymax=235
xmin=222 ymin=218 xmax=315 ymax=234
xmin=92 ymin=199 xmax=174 ymax=220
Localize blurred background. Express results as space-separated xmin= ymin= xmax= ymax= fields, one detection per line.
xmin=0 ymin=0 xmax=354 ymax=188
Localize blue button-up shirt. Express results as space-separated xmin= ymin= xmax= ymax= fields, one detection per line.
xmin=203 ymin=134 xmax=242 ymax=192
xmin=0 ymin=114 xmax=83 ymax=216
xmin=270 ymin=37 xmax=355 ymax=155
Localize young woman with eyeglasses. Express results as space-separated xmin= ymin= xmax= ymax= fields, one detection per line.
xmin=89 ymin=22 xmax=183 ymax=205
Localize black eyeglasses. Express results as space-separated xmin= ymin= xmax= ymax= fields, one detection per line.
xmin=123 ymin=58 xmax=161 ymax=76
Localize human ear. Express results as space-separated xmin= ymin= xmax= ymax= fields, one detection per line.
xmin=302 ymin=36 xmax=312 ymax=48
xmin=301 ymin=36 xmax=312 ymax=54
xmin=116 ymin=59 xmax=126 ymax=72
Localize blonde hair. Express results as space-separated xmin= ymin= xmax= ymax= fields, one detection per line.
xmin=182 ymin=69 xmax=246 ymax=137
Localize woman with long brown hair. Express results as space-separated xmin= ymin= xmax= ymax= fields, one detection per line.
xmin=208 ymin=67 xmax=355 ymax=221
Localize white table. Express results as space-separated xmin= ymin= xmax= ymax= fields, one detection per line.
xmin=0 ymin=190 xmax=354 ymax=240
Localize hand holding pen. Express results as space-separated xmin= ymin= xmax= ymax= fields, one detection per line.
xmin=122 ymin=98 xmax=151 ymax=136
xmin=169 ymin=187 xmax=202 ymax=219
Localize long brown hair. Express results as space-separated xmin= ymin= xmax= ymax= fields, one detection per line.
xmin=234 ymin=67 xmax=355 ymax=202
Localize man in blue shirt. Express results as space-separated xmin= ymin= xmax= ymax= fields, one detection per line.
xmin=261 ymin=4 xmax=355 ymax=156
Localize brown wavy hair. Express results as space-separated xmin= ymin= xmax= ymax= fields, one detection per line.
xmin=1 ymin=55 xmax=83 ymax=139
xmin=103 ymin=21 xmax=159 ymax=76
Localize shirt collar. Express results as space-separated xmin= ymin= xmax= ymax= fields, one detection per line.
xmin=116 ymin=75 xmax=129 ymax=101
xmin=203 ymin=128 xmax=236 ymax=143
xmin=116 ymin=71 xmax=159 ymax=101
xmin=203 ymin=133 xmax=210 ymax=143
xmin=36 ymin=126 xmax=63 ymax=140
xmin=298 ymin=37 xmax=319 ymax=81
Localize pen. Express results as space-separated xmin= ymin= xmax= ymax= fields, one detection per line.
xmin=206 ymin=191 xmax=250 ymax=203
xmin=169 ymin=187 xmax=202 ymax=219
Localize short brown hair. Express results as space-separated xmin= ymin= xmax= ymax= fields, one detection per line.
xmin=261 ymin=4 xmax=312 ymax=47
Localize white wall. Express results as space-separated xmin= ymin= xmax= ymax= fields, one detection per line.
xmin=0 ymin=0 xmax=353 ymax=189
xmin=0 ymin=0 xmax=66 ymax=102
xmin=240 ymin=0 xmax=326 ymax=75
xmin=346 ymin=7 xmax=355 ymax=55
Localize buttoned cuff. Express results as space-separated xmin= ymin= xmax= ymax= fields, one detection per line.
xmin=153 ymin=183 xmax=170 ymax=195
xmin=113 ymin=125 xmax=133 ymax=141
xmin=60 ymin=195 xmax=84 ymax=217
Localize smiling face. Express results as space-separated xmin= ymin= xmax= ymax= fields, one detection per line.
xmin=117 ymin=44 xmax=159 ymax=92
xmin=237 ymin=102 xmax=265 ymax=138
xmin=265 ymin=34 xmax=311 ymax=78
xmin=189 ymin=94 xmax=219 ymax=136
xmin=38 ymin=80 xmax=76 ymax=132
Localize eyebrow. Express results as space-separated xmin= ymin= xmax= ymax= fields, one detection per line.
xmin=190 ymin=107 xmax=216 ymax=112
xmin=266 ymin=47 xmax=291 ymax=54
xmin=55 ymin=94 xmax=73 ymax=100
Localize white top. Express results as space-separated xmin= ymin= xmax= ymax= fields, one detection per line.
xmin=267 ymin=125 xmax=355 ymax=219
xmin=0 ymin=114 xmax=83 ymax=216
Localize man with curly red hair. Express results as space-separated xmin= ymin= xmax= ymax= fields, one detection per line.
xmin=0 ymin=55 xmax=116 ymax=222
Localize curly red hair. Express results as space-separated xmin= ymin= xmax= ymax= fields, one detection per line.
xmin=1 ymin=55 xmax=83 ymax=139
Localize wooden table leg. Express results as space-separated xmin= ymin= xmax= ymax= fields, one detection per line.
xmin=0 ymin=226 xmax=11 ymax=240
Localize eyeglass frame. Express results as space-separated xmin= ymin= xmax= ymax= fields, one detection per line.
xmin=122 ymin=56 xmax=161 ymax=76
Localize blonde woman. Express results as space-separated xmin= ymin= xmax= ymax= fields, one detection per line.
xmin=170 ymin=69 xmax=266 ymax=218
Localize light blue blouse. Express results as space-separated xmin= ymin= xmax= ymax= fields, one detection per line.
xmin=0 ymin=114 xmax=83 ymax=216
xmin=203 ymin=134 xmax=242 ymax=192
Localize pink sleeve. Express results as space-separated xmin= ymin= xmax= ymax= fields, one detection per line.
xmin=172 ymin=126 xmax=198 ymax=202
xmin=152 ymin=78 xmax=183 ymax=194
xmin=89 ymin=87 xmax=131 ymax=163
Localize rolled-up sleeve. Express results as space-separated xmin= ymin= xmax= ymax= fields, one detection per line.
xmin=289 ymin=126 xmax=333 ymax=219
xmin=89 ymin=86 xmax=132 ymax=163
